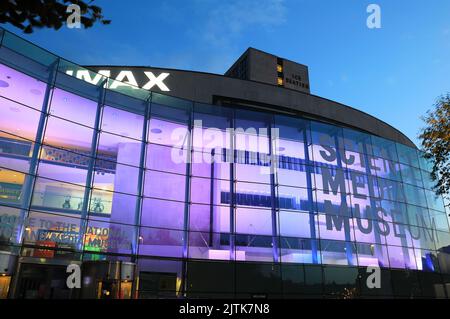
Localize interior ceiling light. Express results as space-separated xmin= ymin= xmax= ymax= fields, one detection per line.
xmin=151 ymin=128 xmax=162 ymax=134
xmin=0 ymin=80 xmax=9 ymax=87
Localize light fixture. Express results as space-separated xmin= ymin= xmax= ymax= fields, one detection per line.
xmin=0 ymin=80 xmax=9 ymax=88
xmin=151 ymin=128 xmax=162 ymax=134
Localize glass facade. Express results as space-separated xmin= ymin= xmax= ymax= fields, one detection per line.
xmin=0 ymin=28 xmax=449 ymax=299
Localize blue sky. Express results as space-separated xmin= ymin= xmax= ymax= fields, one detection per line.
xmin=3 ymin=0 xmax=450 ymax=146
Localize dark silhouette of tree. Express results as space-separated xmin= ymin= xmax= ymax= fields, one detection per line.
xmin=0 ymin=0 xmax=110 ymax=33
xmin=419 ymin=94 xmax=450 ymax=208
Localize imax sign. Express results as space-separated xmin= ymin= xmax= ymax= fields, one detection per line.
xmin=66 ymin=69 xmax=170 ymax=91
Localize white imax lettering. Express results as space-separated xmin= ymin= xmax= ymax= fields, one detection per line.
xmin=66 ymin=69 xmax=111 ymax=85
xmin=66 ymin=70 xmax=170 ymax=91
xmin=143 ymin=71 xmax=170 ymax=91
xmin=109 ymin=70 xmax=139 ymax=89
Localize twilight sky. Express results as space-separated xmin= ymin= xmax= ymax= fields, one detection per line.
xmin=3 ymin=0 xmax=450 ymax=146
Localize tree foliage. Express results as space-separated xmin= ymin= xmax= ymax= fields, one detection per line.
xmin=0 ymin=0 xmax=110 ymax=33
xmin=419 ymin=94 xmax=450 ymax=207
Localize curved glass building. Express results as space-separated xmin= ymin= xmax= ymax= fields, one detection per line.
xmin=0 ymin=28 xmax=449 ymax=299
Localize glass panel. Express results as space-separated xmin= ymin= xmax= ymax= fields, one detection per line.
xmin=316 ymin=190 xmax=352 ymax=217
xmin=43 ymin=116 xmax=94 ymax=154
xmin=141 ymin=198 xmax=184 ymax=230
xmin=0 ymin=63 xmax=47 ymax=110
xmin=314 ymin=166 xmax=350 ymax=194
xmin=281 ymin=264 xmax=323 ymax=296
xmin=377 ymin=178 xmax=405 ymax=203
xmin=356 ymin=242 xmax=389 ymax=268
xmin=23 ymin=211 xmax=83 ymax=253
xmin=97 ymin=133 xmax=142 ymax=167
xmin=191 ymin=150 xmax=230 ymax=180
xmin=390 ymin=269 xmax=421 ymax=297
xmin=148 ymin=116 xmax=188 ymax=148
xmin=137 ymin=258 xmax=182 ymax=298
xmin=279 ymin=238 xmax=319 ymax=264
xmin=387 ymin=245 xmax=417 ymax=269
xmin=144 ymin=170 xmax=186 ymax=201
xmin=234 ymin=109 xmax=271 ymax=184
xmin=400 ymin=164 xmax=423 ymax=187
xmin=235 ymin=207 xmax=272 ymax=236
xmin=277 ymin=186 xmax=310 ymax=212
xmin=0 ymin=206 xmax=22 ymax=244
xmin=369 ymin=136 xmax=398 ymax=162
xmin=37 ymin=153 xmax=89 ymax=184
xmin=418 ymin=151 xmax=433 ymax=172
xmin=235 ymin=262 xmax=282 ymax=296
xmin=92 ymin=161 xmax=140 ymax=196
xmin=403 ymin=184 xmax=427 ymax=207
xmin=414 ymin=248 xmax=440 ymax=272
xmin=374 ymin=159 xmax=402 ymax=182
xmin=396 ymin=143 xmax=419 ymax=168
xmin=235 ymin=182 xmax=272 ymax=208
xmin=425 ymin=189 xmax=445 ymax=212
xmin=188 ymin=231 xmax=229 ymax=260
xmin=352 ymin=217 xmax=388 ymax=245
xmin=322 ymin=266 xmax=360 ymax=298
xmin=0 ymin=169 xmax=26 ymax=205
xmin=0 ymin=97 xmax=42 ymax=142
xmin=320 ymin=240 xmax=357 ymax=266
xmin=101 ymin=105 xmax=144 ymax=140
xmin=0 ymin=132 xmax=33 ymax=173
xmin=318 ymin=214 xmax=355 ymax=241
xmin=2 ymin=32 xmax=58 ymax=67
xmin=186 ymin=261 xmax=234 ymax=295
xmin=84 ymin=220 xmax=135 ymax=255
xmin=138 ymin=226 xmax=184 ymax=258
xmin=146 ymin=143 xmax=186 ymax=174
xmin=279 ymin=211 xmax=317 ymax=238
xmin=190 ymin=177 xmax=228 ymax=206
xmin=49 ymin=88 xmax=97 ymax=127
xmin=310 ymin=121 xmax=344 ymax=166
xmin=235 ymin=234 xmax=275 ymax=262
xmin=95 ymin=190 xmax=136 ymax=221
xmin=31 ymin=177 xmax=85 ymax=213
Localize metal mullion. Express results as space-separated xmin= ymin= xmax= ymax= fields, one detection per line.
xmin=78 ymin=79 xmax=107 ymax=251
xmin=0 ymin=28 xmax=5 ymax=47
xmin=229 ymin=111 xmax=236 ymax=261
xmin=133 ymin=93 xmax=152 ymax=258
xmin=303 ymin=122 xmax=319 ymax=264
xmin=16 ymin=58 xmax=59 ymax=244
xmin=361 ymin=142 xmax=387 ymax=265
xmin=182 ymin=108 xmax=194 ymax=259
xmin=181 ymin=105 xmax=194 ymax=297
xmin=268 ymin=117 xmax=279 ymax=263
xmin=334 ymin=134 xmax=354 ymax=265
